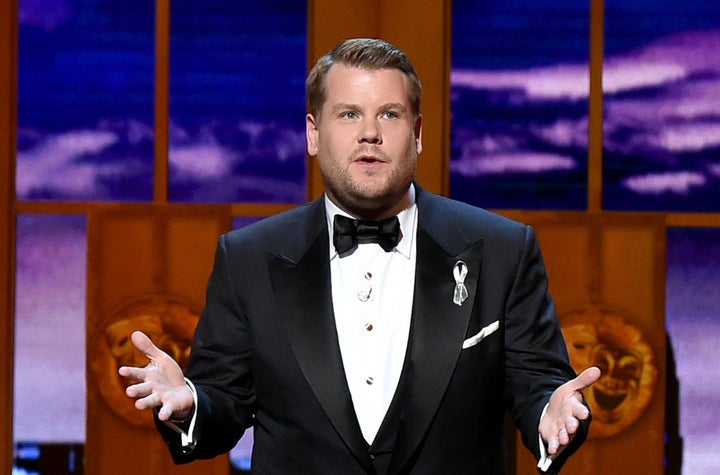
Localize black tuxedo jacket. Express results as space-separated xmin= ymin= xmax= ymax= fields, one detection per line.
xmin=159 ymin=186 xmax=586 ymax=474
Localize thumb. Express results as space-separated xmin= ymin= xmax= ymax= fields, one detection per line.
xmin=567 ymin=366 xmax=601 ymax=392
xmin=130 ymin=330 xmax=164 ymax=361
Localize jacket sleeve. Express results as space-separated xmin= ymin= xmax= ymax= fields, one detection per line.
xmin=159 ymin=234 xmax=256 ymax=463
xmin=503 ymin=225 xmax=590 ymax=473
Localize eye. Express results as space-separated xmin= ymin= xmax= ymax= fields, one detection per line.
xmin=382 ymin=111 xmax=398 ymax=120
xmin=342 ymin=111 xmax=358 ymax=120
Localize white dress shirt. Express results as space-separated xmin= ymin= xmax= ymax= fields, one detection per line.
xmin=325 ymin=187 xmax=418 ymax=444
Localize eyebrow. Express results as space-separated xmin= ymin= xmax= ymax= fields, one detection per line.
xmin=380 ymin=102 xmax=408 ymax=113
xmin=330 ymin=103 xmax=359 ymax=114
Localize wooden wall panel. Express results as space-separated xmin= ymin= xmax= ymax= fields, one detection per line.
xmin=533 ymin=221 xmax=594 ymax=307
xmin=0 ymin=0 xmax=16 ymax=472
xmin=92 ymin=215 xmax=157 ymax=309
xmin=166 ymin=214 xmax=232 ymax=299
xmin=511 ymin=213 xmax=666 ymax=474
xmin=86 ymin=207 xmax=231 ymax=475
xmin=602 ymin=226 xmax=662 ymax=318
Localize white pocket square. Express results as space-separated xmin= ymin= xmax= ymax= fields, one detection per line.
xmin=462 ymin=320 xmax=500 ymax=349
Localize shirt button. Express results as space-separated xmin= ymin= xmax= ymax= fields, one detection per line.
xmin=365 ymin=272 xmax=372 ymax=280
xmin=365 ymin=323 xmax=373 ymax=331
xmin=366 ymin=376 xmax=374 ymax=385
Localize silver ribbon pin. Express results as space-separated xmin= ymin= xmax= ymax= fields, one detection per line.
xmin=453 ymin=260 xmax=468 ymax=306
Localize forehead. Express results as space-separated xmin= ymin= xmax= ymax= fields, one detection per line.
xmin=323 ymin=64 xmax=411 ymax=105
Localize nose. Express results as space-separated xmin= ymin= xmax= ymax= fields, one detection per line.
xmin=358 ymin=117 xmax=382 ymax=144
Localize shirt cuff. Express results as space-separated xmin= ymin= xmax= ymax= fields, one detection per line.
xmin=537 ymin=403 xmax=554 ymax=472
xmin=163 ymin=378 xmax=198 ymax=451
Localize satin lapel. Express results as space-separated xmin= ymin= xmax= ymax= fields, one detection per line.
xmin=266 ymin=209 xmax=371 ymax=470
xmin=388 ymin=201 xmax=485 ymax=473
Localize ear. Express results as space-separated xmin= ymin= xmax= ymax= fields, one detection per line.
xmin=306 ymin=113 xmax=319 ymax=156
xmin=414 ymin=114 xmax=423 ymax=155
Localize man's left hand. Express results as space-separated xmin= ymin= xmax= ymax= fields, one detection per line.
xmin=540 ymin=366 xmax=601 ymax=456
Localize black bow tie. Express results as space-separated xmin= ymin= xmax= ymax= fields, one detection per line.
xmin=333 ymin=214 xmax=401 ymax=254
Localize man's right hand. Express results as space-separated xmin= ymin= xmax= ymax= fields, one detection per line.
xmin=118 ymin=330 xmax=195 ymax=422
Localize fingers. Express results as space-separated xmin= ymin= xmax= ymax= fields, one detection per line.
xmin=566 ymin=366 xmax=602 ymax=392
xmin=124 ymin=381 xmax=164 ymax=412
xmin=571 ymin=395 xmax=591 ymax=421
xmin=558 ymin=427 xmax=569 ymax=445
xmin=130 ymin=330 xmax=163 ymax=360
xmin=550 ymin=366 xmax=598 ymax=424
xmin=126 ymin=383 xmax=176 ymax=414
xmin=115 ymin=330 xmax=195 ymax=421
xmin=124 ymin=381 xmax=153 ymax=398
xmin=156 ymin=401 xmax=177 ymax=421
xmin=541 ymin=367 xmax=601 ymax=456
xmin=547 ymin=436 xmax=560 ymax=454
xmin=546 ymin=421 xmax=570 ymax=455
xmin=544 ymin=402 xmax=588 ymax=455
xmin=117 ymin=331 xmax=175 ymax=382
xmin=565 ymin=415 xmax=580 ymax=434
xmin=134 ymin=393 xmax=158 ymax=410
xmin=118 ymin=365 xmax=146 ymax=382
xmin=547 ymin=422 xmax=574 ymax=455
xmin=123 ymin=378 xmax=189 ymax=416
xmin=544 ymin=406 xmax=586 ymax=456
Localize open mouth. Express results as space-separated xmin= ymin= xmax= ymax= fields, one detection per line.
xmin=593 ymin=387 xmax=628 ymax=409
xmin=355 ymin=155 xmax=383 ymax=164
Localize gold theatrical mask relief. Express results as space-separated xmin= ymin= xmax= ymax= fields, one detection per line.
xmin=91 ymin=295 xmax=199 ymax=428
xmin=560 ymin=307 xmax=658 ymax=438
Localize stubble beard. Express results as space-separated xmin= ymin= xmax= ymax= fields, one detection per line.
xmin=324 ymin=157 xmax=416 ymax=218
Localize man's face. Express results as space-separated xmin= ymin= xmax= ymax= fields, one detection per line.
xmin=306 ymin=64 xmax=423 ymax=219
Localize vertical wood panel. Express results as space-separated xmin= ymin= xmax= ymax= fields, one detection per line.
xmin=602 ymin=227 xmax=658 ymax=316
xmin=531 ymin=219 xmax=593 ymax=308
xmin=166 ymin=211 xmax=232 ymax=300
xmin=0 ymin=0 xmax=17 ymax=472
xmin=154 ymin=0 xmax=170 ymax=203
xmin=514 ymin=214 xmax=666 ymax=474
xmin=86 ymin=212 xmax=160 ymax=475
xmin=588 ymin=0 xmax=605 ymax=211
xmin=86 ymin=208 xmax=230 ymax=474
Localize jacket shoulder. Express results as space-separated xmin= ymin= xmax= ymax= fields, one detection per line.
xmin=418 ymin=191 xmax=530 ymax=245
xmin=223 ymin=199 xmax=324 ymax=244
xmin=215 ymin=199 xmax=326 ymax=267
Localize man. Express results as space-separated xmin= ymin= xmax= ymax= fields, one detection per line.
xmin=120 ymin=38 xmax=600 ymax=474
